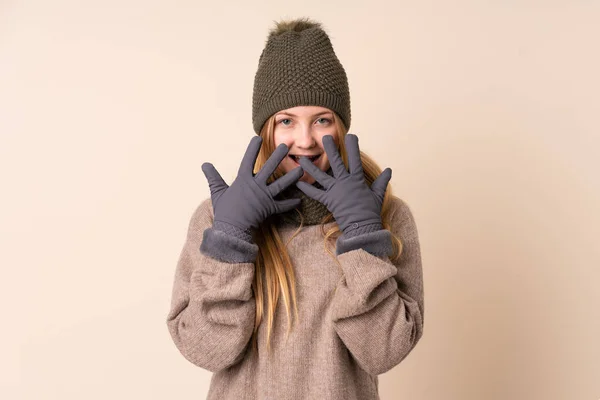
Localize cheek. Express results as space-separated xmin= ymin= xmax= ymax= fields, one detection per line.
xmin=316 ymin=131 xmax=338 ymax=147
xmin=273 ymin=129 xmax=291 ymax=146
xmin=274 ymin=138 xmax=294 ymax=154
xmin=280 ymin=153 xmax=296 ymax=173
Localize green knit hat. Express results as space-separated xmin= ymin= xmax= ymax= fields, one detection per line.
xmin=252 ymin=17 xmax=351 ymax=135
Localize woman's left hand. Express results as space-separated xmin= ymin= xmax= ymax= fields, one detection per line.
xmin=295 ymin=134 xmax=392 ymax=236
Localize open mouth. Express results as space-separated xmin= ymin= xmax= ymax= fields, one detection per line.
xmin=289 ymin=154 xmax=322 ymax=165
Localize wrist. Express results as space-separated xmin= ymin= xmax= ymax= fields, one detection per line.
xmin=336 ymin=228 xmax=393 ymax=258
xmin=213 ymin=220 xmax=255 ymax=244
xmin=200 ymin=227 xmax=259 ymax=263
xmin=342 ymin=221 xmax=384 ymax=239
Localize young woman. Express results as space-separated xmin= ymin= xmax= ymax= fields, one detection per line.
xmin=166 ymin=17 xmax=424 ymax=400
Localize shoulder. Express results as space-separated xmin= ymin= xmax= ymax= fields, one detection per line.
xmin=186 ymin=197 xmax=214 ymax=236
xmin=387 ymin=195 xmax=420 ymax=242
xmin=197 ymin=197 xmax=214 ymax=216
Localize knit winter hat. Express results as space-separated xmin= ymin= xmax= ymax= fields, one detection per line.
xmin=252 ymin=17 xmax=351 ymax=134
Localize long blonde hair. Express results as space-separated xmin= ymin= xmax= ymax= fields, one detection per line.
xmin=249 ymin=111 xmax=404 ymax=357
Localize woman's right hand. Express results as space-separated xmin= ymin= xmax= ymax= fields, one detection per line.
xmin=201 ymin=136 xmax=304 ymax=238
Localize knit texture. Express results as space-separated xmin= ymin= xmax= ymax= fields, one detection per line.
xmin=271 ymin=166 xmax=334 ymax=226
xmin=213 ymin=220 xmax=255 ymax=243
xmin=252 ymin=18 xmax=351 ymax=134
xmin=166 ymin=194 xmax=425 ymax=400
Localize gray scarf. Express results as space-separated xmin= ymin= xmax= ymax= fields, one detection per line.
xmin=272 ymin=166 xmax=334 ymax=226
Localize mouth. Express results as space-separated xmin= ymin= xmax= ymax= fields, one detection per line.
xmin=288 ymin=154 xmax=322 ymax=165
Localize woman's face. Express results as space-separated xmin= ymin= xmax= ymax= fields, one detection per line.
xmin=272 ymin=105 xmax=338 ymax=185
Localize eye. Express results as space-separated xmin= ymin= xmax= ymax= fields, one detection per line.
xmin=316 ymin=117 xmax=332 ymax=125
xmin=278 ymin=118 xmax=292 ymax=126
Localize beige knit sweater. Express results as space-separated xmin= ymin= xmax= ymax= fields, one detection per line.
xmin=166 ymin=194 xmax=424 ymax=399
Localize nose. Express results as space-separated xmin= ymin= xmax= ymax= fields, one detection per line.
xmin=294 ymin=127 xmax=317 ymax=149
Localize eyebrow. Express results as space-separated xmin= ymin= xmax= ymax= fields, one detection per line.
xmin=276 ymin=111 xmax=332 ymax=118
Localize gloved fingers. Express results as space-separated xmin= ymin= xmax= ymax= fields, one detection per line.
xmin=345 ymin=134 xmax=364 ymax=176
xmin=297 ymin=156 xmax=335 ymax=189
xmin=201 ymin=162 xmax=229 ymax=197
xmin=370 ymin=167 xmax=392 ymax=205
xmin=295 ymin=180 xmax=326 ymax=203
xmin=238 ymin=136 xmax=263 ymax=177
xmin=322 ymin=135 xmax=347 ymax=179
xmin=255 ymin=142 xmax=289 ymax=184
xmin=274 ymin=198 xmax=302 ymax=214
xmin=267 ymin=165 xmax=304 ymax=197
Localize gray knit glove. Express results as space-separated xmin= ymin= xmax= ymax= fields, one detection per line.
xmin=295 ymin=134 xmax=391 ymax=238
xmin=201 ymin=136 xmax=304 ymax=243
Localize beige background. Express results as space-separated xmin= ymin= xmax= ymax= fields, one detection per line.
xmin=1 ymin=1 xmax=599 ymax=399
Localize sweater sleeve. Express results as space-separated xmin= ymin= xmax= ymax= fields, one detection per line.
xmin=330 ymin=197 xmax=424 ymax=376
xmin=166 ymin=198 xmax=257 ymax=373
